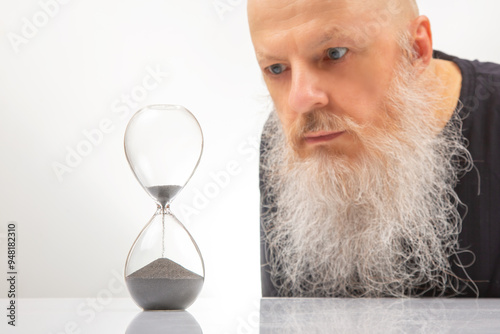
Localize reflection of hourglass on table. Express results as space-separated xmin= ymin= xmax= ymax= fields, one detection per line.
xmin=126 ymin=311 xmax=203 ymax=334
xmin=123 ymin=105 xmax=205 ymax=310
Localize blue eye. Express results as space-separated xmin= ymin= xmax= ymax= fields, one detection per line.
xmin=327 ymin=47 xmax=348 ymax=60
xmin=267 ymin=64 xmax=286 ymax=75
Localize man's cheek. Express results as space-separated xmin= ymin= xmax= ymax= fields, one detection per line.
xmin=278 ymin=113 xmax=297 ymax=139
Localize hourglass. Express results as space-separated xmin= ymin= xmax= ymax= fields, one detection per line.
xmin=124 ymin=104 xmax=204 ymax=310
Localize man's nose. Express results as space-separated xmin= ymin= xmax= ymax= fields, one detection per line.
xmin=288 ymin=65 xmax=329 ymax=114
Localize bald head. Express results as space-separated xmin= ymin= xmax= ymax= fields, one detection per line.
xmin=248 ymin=0 xmax=420 ymax=39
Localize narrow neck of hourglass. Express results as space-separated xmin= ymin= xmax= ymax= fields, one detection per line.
xmin=156 ymin=204 xmax=172 ymax=215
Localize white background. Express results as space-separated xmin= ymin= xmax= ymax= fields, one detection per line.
xmin=0 ymin=0 xmax=499 ymax=300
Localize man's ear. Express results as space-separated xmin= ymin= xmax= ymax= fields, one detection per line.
xmin=410 ymin=15 xmax=433 ymax=71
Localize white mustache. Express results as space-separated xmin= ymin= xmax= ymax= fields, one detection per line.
xmin=296 ymin=110 xmax=350 ymax=135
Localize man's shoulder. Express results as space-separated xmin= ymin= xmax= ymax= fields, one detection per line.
xmin=434 ymin=50 xmax=500 ymax=80
xmin=435 ymin=50 xmax=500 ymax=126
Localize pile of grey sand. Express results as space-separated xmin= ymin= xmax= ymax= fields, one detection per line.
xmin=126 ymin=258 xmax=203 ymax=310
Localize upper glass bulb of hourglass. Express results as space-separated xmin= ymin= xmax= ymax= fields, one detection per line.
xmin=124 ymin=105 xmax=203 ymax=207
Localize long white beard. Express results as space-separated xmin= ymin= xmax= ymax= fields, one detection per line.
xmin=260 ymin=56 xmax=475 ymax=297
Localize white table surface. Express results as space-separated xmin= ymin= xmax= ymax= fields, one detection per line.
xmin=2 ymin=297 xmax=500 ymax=333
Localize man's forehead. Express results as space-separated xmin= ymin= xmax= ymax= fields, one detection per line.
xmin=249 ymin=0 xmax=391 ymax=61
xmin=248 ymin=0 xmax=361 ymax=30
xmin=248 ymin=0 xmax=418 ymax=35
xmin=248 ymin=0 xmax=368 ymax=44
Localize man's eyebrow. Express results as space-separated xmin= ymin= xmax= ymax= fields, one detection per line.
xmin=255 ymin=50 xmax=282 ymax=63
xmin=312 ymin=26 xmax=353 ymax=48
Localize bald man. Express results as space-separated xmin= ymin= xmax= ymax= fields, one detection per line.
xmin=249 ymin=0 xmax=500 ymax=297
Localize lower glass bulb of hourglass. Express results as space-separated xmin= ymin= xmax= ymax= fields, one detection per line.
xmin=125 ymin=208 xmax=204 ymax=310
